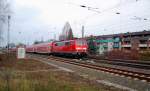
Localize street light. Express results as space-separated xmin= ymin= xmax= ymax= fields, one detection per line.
xmin=80 ymin=5 xmax=101 ymax=13
xmin=80 ymin=5 xmax=86 ymax=8
xmin=7 ymin=15 xmax=11 ymax=52
xmin=0 ymin=14 xmax=11 ymax=50
xmin=82 ymin=26 xmax=84 ymax=38
xmin=116 ymin=12 xmax=120 ymax=14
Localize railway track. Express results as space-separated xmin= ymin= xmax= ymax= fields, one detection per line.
xmin=89 ymin=59 xmax=150 ymax=70
xmin=87 ymin=56 xmax=150 ymax=70
xmin=108 ymin=59 xmax=150 ymax=65
xmin=30 ymin=54 xmax=150 ymax=83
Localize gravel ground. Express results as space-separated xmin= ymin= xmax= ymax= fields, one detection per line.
xmin=28 ymin=54 xmax=150 ymax=91
xmin=0 ymin=53 xmax=129 ymax=91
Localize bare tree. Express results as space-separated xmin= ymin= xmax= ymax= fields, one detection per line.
xmin=0 ymin=0 xmax=11 ymax=47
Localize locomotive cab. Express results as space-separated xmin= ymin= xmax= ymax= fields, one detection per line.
xmin=52 ymin=39 xmax=88 ymax=57
xmin=75 ymin=39 xmax=88 ymax=56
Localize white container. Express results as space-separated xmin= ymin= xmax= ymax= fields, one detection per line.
xmin=17 ymin=48 xmax=26 ymax=59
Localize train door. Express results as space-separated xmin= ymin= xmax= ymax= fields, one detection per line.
xmin=65 ymin=41 xmax=70 ymax=53
xmin=54 ymin=42 xmax=59 ymax=53
xmin=55 ymin=42 xmax=63 ymax=53
xmin=47 ymin=43 xmax=52 ymax=53
xmin=70 ymin=40 xmax=75 ymax=52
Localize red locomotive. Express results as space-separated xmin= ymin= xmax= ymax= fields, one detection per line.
xmin=52 ymin=39 xmax=87 ymax=56
xmin=26 ymin=39 xmax=88 ymax=57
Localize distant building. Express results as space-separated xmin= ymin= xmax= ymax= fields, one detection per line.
xmin=86 ymin=31 xmax=150 ymax=54
xmin=5 ymin=43 xmax=16 ymax=49
xmin=121 ymin=31 xmax=150 ymax=51
xmin=59 ymin=22 xmax=74 ymax=41
xmin=95 ymin=35 xmax=121 ymax=54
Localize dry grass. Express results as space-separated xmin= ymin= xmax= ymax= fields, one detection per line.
xmin=0 ymin=53 xmax=55 ymax=71
xmin=0 ymin=53 xmax=123 ymax=91
xmin=106 ymin=50 xmax=139 ymax=60
xmin=140 ymin=51 xmax=150 ymax=61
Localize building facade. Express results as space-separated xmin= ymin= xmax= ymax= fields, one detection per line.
xmin=88 ymin=31 xmax=150 ymax=54
xmin=121 ymin=31 xmax=150 ymax=51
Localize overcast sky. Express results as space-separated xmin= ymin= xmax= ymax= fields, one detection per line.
xmin=2 ymin=0 xmax=150 ymax=45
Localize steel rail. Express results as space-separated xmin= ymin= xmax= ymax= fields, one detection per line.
xmin=91 ymin=59 xmax=150 ymax=69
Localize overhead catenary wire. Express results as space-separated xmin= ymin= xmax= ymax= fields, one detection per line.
xmin=67 ymin=0 xmax=150 ymax=35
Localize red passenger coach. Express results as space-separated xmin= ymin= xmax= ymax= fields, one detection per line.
xmin=26 ymin=45 xmax=35 ymax=53
xmin=10 ymin=47 xmax=17 ymax=52
xmin=34 ymin=42 xmax=53 ymax=54
xmin=52 ymin=39 xmax=88 ymax=57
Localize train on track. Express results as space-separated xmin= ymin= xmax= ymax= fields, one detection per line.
xmin=25 ymin=39 xmax=88 ymax=57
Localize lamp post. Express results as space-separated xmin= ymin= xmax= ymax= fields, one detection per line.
xmin=81 ymin=26 xmax=84 ymax=38
xmin=7 ymin=15 xmax=11 ymax=52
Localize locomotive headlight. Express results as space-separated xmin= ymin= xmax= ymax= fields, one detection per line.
xmin=76 ymin=47 xmax=87 ymax=50
xmin=83 ymin=48 xmax=87 ymax=50
xmin=76 ymin=47 xmax=82 ymax=50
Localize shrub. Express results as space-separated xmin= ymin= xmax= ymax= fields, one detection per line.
xmin=107 ymin=50 xmax=139 ymax=60
xmin=140 ymin=51 xmax=150 ymax=61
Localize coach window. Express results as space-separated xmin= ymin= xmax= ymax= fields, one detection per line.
xmin=55 ymin=43 xmax=58 ymax=46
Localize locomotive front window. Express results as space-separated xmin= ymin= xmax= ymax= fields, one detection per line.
xmin=55 ymin=42 xmax=65 ymax=46
xmin=76 ymin=40 xmax=86 ymax=45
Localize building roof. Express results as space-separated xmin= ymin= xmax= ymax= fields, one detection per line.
xmin=95 ymin=30 xmax=150 ymax=39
